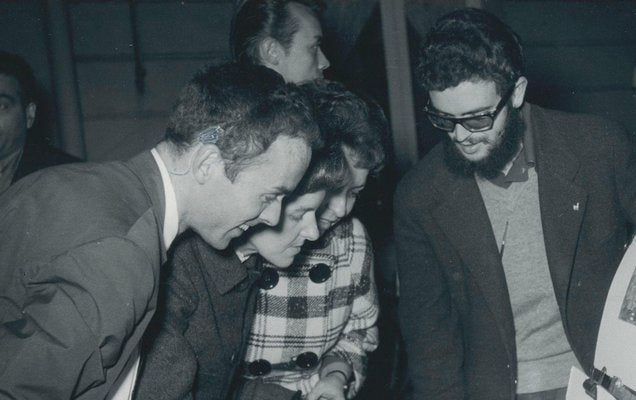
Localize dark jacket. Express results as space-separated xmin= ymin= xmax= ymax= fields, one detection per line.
xmin=12 ymin=137 xmax=81 ymax=184
xmin=134 ymin=233 xmax=298 ymax=400
xmin=0 ymin=152 xmax=167 ymax=399
xmin=393 ymin=104 xmax=636 ymax=400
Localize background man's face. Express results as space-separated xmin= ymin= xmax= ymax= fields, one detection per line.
xmin=429 ymin=80 xmax=509 ymax=163
xmin=275 ymin=2 xmax=330 ymax=83
xmin=191 ymin=135 xmax=311 ymax=249
xmin=0 ymin=74 xmax=34 ymax=158
xmin=246 ymin=189 xmax=325 ymax=268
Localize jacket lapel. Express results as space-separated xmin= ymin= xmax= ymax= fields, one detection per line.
xmin=532 ymin=106 xmax=586 ymax=310
xmin=432 ymin=168 xmax=516 ymax=349
xmin=127 ymin=151 xmax=169 ymax=263
xmin=196 ymin=240 xmax=251 ymax=350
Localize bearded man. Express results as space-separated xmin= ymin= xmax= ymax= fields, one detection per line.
xmin=394 ymin=8 xmax=636 ymax=400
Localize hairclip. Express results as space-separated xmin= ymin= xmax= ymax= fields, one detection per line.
xmin=198 ymin=125 xmax=224 ymax=144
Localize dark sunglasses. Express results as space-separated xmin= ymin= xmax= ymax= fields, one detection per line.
xmin=424 ymin=85 xmax=516 ymax=133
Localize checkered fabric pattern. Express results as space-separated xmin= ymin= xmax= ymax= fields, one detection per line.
xmin=244 ymin=217 xmax=379 ymax=398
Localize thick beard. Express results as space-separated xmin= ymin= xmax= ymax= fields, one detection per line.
xmin=443 ymin=107 xmax=525 ymax=180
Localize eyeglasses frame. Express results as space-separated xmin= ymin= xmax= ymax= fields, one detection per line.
xmin=423 ymin=84 xmax=517 ymax=133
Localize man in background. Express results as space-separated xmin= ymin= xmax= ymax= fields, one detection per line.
xmin=0 ymin=62 xmax=320 ymax=399
xmin=394 ymin=8 xmax=636 ymax=400
xmin=0 ymin=51 xmax=79 ymax=192
xmin=231 ymin=0 xmax=330 ymax=83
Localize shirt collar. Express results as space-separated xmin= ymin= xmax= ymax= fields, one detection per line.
xmin=151 ymin=148 xmax=179 ymax=249
xmin=487 ymin=104 xmax=536 ymax=188
xmin=234 ymin=248 xmax=253 ymax=263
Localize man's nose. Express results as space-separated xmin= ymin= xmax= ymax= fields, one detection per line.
xmin=452 ymin=123 xmax=473 ymax=143
xmin=318 ymin=48 xmax=330 ymax=71
xmin=259 ymin=200 xmax=282 ymax=227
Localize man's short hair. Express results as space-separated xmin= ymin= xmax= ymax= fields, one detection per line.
xmin=417 ymin=8 xmax=524 ymax=94
xmin=230 ymin=0 xmax=324 ymax=65
xmin=301 ymin=79 xmax=386 ymax=176
xmin=164 ymin=62 xmax=321 ymax=181
xmin=0 ymin=51 xmax=36 ymax=105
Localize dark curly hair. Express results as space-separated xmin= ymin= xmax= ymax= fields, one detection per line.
xmin=231 ymin=0 xmax=325 ymax=65
xmin=417 ymin=8 xmax=524 ymax=94
xmin=164 ymin=62 xmax=322 ymax=181
xmin=0 ymin=51 xmax=36 ymax=105
xmin=300 ymin=79 xmax=386 ymax=177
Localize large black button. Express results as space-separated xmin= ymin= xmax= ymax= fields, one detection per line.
xmin=248 ymin=359 xmax=272 ymax=376
xmin=295 ymin=352 xmax=318 ymax=369
xmin=309 ymin=263 xmax=331 ymax=283
xmin=258 ymin=267 xmax=279 ymax=290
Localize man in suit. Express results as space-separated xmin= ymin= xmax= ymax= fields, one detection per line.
xmin=0 ymin=51 xmax=79 ymax=193
xmin=133 ymin=4 xmax=333 ymax=398
xmin=394 ymin=8 xmax=636 ymax=400
xmin=0 ymin=62 xmax=320 ymax=399
xmin=231 ymin=0 xmax=330 ymax=84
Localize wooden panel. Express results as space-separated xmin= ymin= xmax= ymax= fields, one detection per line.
xmin=0 ymin=1 xmax=53 ymax=92
xmin=83 ymin=117 xmax=166 ymax=162
xmin=136 ymin=2 xmax=234 ymax=56
xmin=406 ymin=0 xmax=474 ymax=37
xmin=70 ymin=3 xmax=133 ymax=56
xmin=499 ymin=2 xmax=636 ymax=45
xmin=76 ymin=59 xmax=209 ymax=118
xmin=524 ymin=45 xmax=634 ymax=90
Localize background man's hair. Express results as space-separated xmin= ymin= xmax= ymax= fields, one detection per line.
xmin=301 ymin=79 xmax=386 ymax=177
xmin=417 ymin=8 xmax=524 ymax=94
xmin=230 ymin=0 xmax=325 ymax=65
xmin=0 ymin=51 xmax=36 ymax=105
xmin=164 ymin=62 xmax=321 ymax=181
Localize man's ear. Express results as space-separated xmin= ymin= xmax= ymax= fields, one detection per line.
xmin=191 ymin=143 xmax=225 ymax=184
xmin=25 ymin=102 xmax=36 ymax=129
xmin=511 ymin=76 xmax=528 ymax=109
xmin=258 ymin=37 xmax=283 ymax=68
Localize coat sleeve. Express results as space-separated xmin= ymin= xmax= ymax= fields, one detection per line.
xmin=0 ymin=238 xmax=156 ymax=400
xmin=393 ymin=183 xmax=464 ymax=400
xmin=133 ymin=252 xmax=200 ymax=400
xmin=323 ymin=219 xmax=379 ymax=398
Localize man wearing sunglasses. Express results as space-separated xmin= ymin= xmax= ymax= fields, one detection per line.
xmin=394 ymin=8 xmax=636 ymax=400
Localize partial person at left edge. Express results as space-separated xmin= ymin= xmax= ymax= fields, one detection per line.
xmin=0 ymin=62 xmax=321 ymax=399
xmin=0 ymin=51 xmax=80 ymax=193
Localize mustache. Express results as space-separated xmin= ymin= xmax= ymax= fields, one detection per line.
xmin=443 ymin=107 xmax=525 ymax=179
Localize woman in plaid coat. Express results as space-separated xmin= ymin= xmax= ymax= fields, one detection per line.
xmin=236 ymin=80 xmax=387 ymax=400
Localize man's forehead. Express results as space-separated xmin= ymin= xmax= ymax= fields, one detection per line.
xmin=429 ymin=80 xmax=499 ymax=116
xmin=0 ymin=74 xmax=21 ymax=97
xmin=288 ymin=2 xmax=322 ymax=37
xmin=238 ymin=136 xmax=310 ymax=184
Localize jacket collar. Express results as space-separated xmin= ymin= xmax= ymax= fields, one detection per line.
xmin=125 ymin=151 xmax=169 ymax=262
xmin=193 ymin=237 xmax=256 ymax=294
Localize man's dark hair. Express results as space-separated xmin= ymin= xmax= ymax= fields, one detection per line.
xmin=164 ymin=62 xmax=321 ymax=181
xmin=0 ymin=51 xmax=36 ymax=105
xmin=418 ymin=8 xmax=524 ymax=94
xmin=301 ymin=80 xmax=386 ymax=177
xmin=230 ymin=0 xmax=324 ymax=65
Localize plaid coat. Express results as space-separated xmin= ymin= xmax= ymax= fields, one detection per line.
xmin=244 ymin=217 xmax=379 ymax=398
